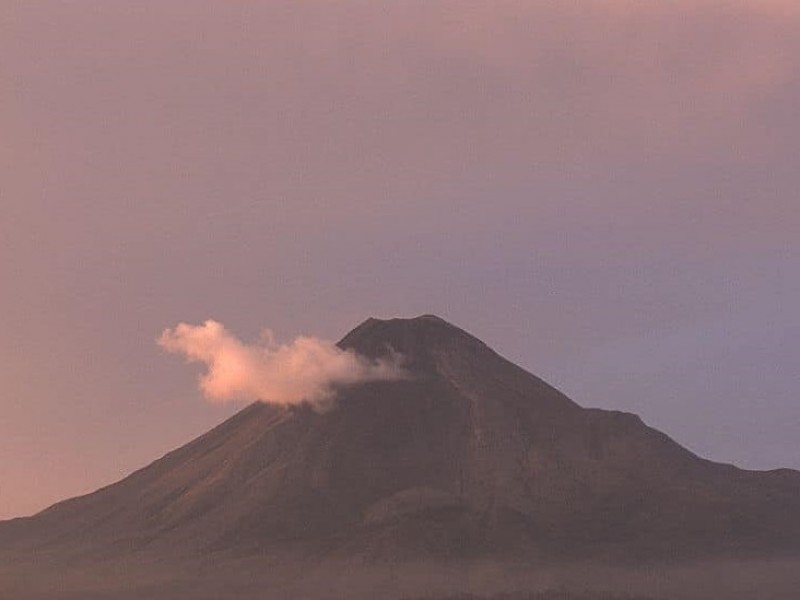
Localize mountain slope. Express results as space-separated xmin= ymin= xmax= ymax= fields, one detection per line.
xmin=1 ymin=315 xmax=799 ymax=563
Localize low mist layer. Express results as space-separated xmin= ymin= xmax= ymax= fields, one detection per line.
xmin=158 ymin=320 xmax=405 ymax=407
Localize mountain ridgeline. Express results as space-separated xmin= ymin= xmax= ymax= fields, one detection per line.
xmin=2 ymin=315 xmax=799 ymax=567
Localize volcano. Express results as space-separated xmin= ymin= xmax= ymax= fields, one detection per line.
xmin=1 ymin=315 xmax=799 ymax=598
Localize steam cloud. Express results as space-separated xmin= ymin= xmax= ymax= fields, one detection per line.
xmin=158 ymin=320 xmax=406 ymax=407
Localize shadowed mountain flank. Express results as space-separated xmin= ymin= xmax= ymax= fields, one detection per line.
xmin=2 ymin=315 xmax=799 ymax=569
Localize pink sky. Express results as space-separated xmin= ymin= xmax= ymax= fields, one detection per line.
xmin=1 ymin=1 xmax=799 ymax=519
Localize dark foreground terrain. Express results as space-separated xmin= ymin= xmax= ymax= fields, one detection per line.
xmin=1 ymin=316 xmax=799 ymax=599
xmin=3 ymin=552 xmax=800 ymax=599
xmin=407 ymin=593 xmax=657 ymax=600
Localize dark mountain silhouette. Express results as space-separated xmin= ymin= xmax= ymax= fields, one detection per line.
xmin=1 ymin=315 xmax=799 ymax=598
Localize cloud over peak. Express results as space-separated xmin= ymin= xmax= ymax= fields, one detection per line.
xmin=158 ymin=320 xmax=406 ymax=407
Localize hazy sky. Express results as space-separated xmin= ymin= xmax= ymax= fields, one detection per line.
xmin=2 ymin=1 xmax=798 ymax=520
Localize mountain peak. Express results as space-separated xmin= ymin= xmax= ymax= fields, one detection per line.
xmin=338 ymin=314 xmax=486 ymax=366
xmin=342 ymin=314 xmax=461 ymax=339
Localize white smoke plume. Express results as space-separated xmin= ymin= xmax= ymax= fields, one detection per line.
xmin=158 ymin=320 xmax=406 ymax=407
